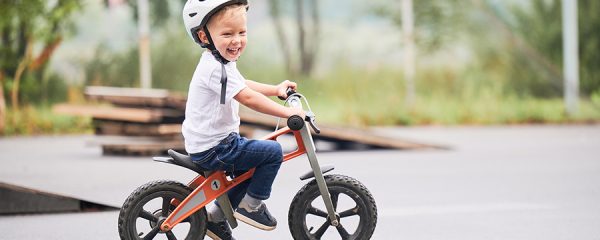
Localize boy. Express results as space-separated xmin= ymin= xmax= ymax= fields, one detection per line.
xmin=182 ymin=0 xmax=304 ymax=239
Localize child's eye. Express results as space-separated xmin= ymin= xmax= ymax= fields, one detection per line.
xmin=240 ymin=31 xmax=247 ymax=36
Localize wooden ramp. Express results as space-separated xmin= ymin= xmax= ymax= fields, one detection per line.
xmin=54 ymin=86 xmax=442 ymax=155
xmin=239 ymin=109 xmax=441 ymax=150
xmin=85 ymin=86 xmax=186 ymax=109
xmin=53 ymin=102 xmax=186 ymax=156
xmin=53 ymin=86 xmax=188 ymax=156
xmin=0 ymin=182 xmax=117 ymax=214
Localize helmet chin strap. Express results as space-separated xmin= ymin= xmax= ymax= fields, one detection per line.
xmin=203 ymin=26 xmax=228 ymax=105
xmin=203 ymin=26 xmax=229 ymax=64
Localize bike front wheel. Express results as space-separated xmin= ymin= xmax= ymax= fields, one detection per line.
xmin=288 ymin=174 xmax=377 ymax=240
xmin=118 ymin=180 xmax=207 ymax=240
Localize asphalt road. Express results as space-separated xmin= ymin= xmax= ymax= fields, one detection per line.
xmin=1 ymin=125 xmax=599 ymax=239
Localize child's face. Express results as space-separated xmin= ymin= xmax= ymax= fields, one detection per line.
xmin=200 ymin=7 xmax=247 ymax=62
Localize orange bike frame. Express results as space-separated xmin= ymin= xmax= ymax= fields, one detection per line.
xmin=160 ymin=127 xmax=305 ymax=231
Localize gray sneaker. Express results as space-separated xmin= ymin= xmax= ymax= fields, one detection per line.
xmin=233 ymin=202 xmax=277 ymax=231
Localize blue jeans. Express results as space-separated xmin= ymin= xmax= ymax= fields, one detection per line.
xmin=190 ymin=132 xmax=283 ymax=207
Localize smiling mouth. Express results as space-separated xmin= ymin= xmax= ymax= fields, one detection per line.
xmin=227 ymin=48 xmax=240 ymax=56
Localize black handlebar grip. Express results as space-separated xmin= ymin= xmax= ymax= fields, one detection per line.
xmin=278 ymin=87 xmax=297 ymax=101
xmin=286 ymin=88 xmax=296 ymax=97
xmin=287 ymin=115 xmax=305 ymax=131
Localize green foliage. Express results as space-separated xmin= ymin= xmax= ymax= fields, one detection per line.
xmin=0 ymin=0 xmax=81 ymax=110
xmin=372 ymin=0 xmax=471 ymax=52
xmin=474 ymin=0 xmax=599 ymax=97
xmin=1 ymin=73 xmax=68 ymax=107
xmin=18 ymin=72 xmax=68 ymax=105
xmin=578 ymin=0 xmax=600 ymax=94
xmin=150 ymin=25 xmax=202 ymax=92
xmin=83 ymin=22 xmax=200 ymax=91
xmin=294 ymin=64 xmax=600 ymax=126
xmin=3 ymin=105 xmax=91 ymax=136
xmin=84 ymin=44 xmax=139 ymax=87
xmin=503 ymin=0 xmax=566 ymax=97
xmin=591 ymin=89 xmax=600 ymax=108
xmin=373 ymin=0 xmax=599 ymax=99
xmin=115 ymin=0 xmax=185 ymax=28
xmin=0 ymin=0 xmax=81 ymax=74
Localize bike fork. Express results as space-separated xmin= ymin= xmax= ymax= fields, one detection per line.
xmin=298 ymin=125 xmax=340 ymax=226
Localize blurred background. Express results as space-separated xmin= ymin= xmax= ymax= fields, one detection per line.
xmin=2 ymin=2 xmax=600 ymax=239
xmin=1 ymin=0 xmax=599 ymax=136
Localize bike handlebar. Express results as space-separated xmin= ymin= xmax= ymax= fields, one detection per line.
xmin=280 ymin=88 xmax=321 ymax=134
xmin=277 ymin=88 xmax=297 ymax=101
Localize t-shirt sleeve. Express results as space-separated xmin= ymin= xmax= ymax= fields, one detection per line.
xmin=207 ymin=65 xmax=246 ymax=102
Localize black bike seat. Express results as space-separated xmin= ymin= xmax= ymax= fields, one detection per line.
xmin=165 ymin=149 xmax=208 ymax=174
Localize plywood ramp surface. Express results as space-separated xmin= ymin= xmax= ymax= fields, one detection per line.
xmin=239 ymin=110 xmax=443 ymax=150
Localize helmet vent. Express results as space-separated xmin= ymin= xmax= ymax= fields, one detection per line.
xmin=188 ymin=12 xmax=197 ymax=17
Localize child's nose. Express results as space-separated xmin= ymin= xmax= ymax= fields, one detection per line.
xmin=232 ymin=35 xmax=243 ymax=45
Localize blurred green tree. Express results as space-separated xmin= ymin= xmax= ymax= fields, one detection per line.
xmin=104 ymin=0 xmax=183 ymax=29
xmin=373 ymin=0 xmax=599 ymax=98
xmin=373 ymin=0 xmax=470 ymax=53
xmin=268 ymin=0 xmax=320 ymax=77
xmin=373 ymin=0 xmax=550 ymax=96
xmin=577 ymin=1 xmax=600 ymax=95
xmin=472 ymin=0 xmax=564 ymax=97
xmin=0 ymin=0 xmax=81 ymax=133
xmin=479 ymin=0 xmax=599 ymax=97
xmin=88 ymin=1 xmax=196 ymax=89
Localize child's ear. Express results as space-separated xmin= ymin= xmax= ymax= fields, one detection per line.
xmin=197 ymin=30 xmax=209 ymax=44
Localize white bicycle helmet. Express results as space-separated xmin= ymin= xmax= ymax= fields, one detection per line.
xmin=182 ymin=0 xmax=248 ymax=48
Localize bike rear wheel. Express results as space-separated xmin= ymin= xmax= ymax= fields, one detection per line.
xmin=288 ymin=174 xmax=377 ymax=240
xmin=118 ymin=180 xmax=207 ymax=240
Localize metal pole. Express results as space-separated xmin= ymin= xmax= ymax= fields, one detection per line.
xmin=401 ymin=0 xmax=416 ymax=107
xmin=137 ymin=0 xmax=152 ymax=89
xmin=562 ymin=0 xmax=579 ymax=115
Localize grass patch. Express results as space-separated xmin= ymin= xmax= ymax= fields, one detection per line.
xmin=2 ymin=105 xmax=92 ymax=136
xmin=282 ymin=66 xmax=600 ymax=126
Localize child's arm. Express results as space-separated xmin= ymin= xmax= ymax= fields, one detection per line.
xmin=245 ymin=80 xmax=296 ymax=98
xmin=234 ymin=87 xmax=304 ymax=119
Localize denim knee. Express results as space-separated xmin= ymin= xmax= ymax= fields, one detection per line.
xmin=264 ymin=140 xmax=283 ymax=163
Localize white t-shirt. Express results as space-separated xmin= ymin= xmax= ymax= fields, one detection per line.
xmin=182 ymin=51 xmax=247 ymax=154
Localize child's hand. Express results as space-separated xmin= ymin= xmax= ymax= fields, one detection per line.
xmin=277 ymin=80 xmax=297 ymax=99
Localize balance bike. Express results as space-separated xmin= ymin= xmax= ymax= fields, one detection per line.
xmin=117 ymin=91 xmax=378 ymax=239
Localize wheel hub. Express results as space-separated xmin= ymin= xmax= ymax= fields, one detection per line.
xmin=149 ymin=210 xmax=168 ymax=232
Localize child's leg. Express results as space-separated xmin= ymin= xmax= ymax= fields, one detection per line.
xmin=198 ymin=134 xmax=283 ymax=229
xmin=194 ymin=133 xmax=283 ymax=201
xmin=227 ymin=170 xmax=252 ymax=207
xmin=228 ymin=138 xmax=283 ymax=201
xmin=226 ymin=138 xmax=282 ymax=230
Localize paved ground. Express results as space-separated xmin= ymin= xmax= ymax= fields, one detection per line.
xmin=1 ymin=125 xmax=599 ymax=239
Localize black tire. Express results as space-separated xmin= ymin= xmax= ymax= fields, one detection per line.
xmin=118 ymin=180 xmax=207 ymax=240
xmin=289 ymin=174 xmax=377 ymax=240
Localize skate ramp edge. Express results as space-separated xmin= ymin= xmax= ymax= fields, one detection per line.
xmin=0 ymin=182 xmax=118 ymax=215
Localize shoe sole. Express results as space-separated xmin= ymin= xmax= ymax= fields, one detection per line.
xmin=233 ymin=212 xmax=276 ymax=231
xmin=206 ymin=230 xmax=221 ymax=240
